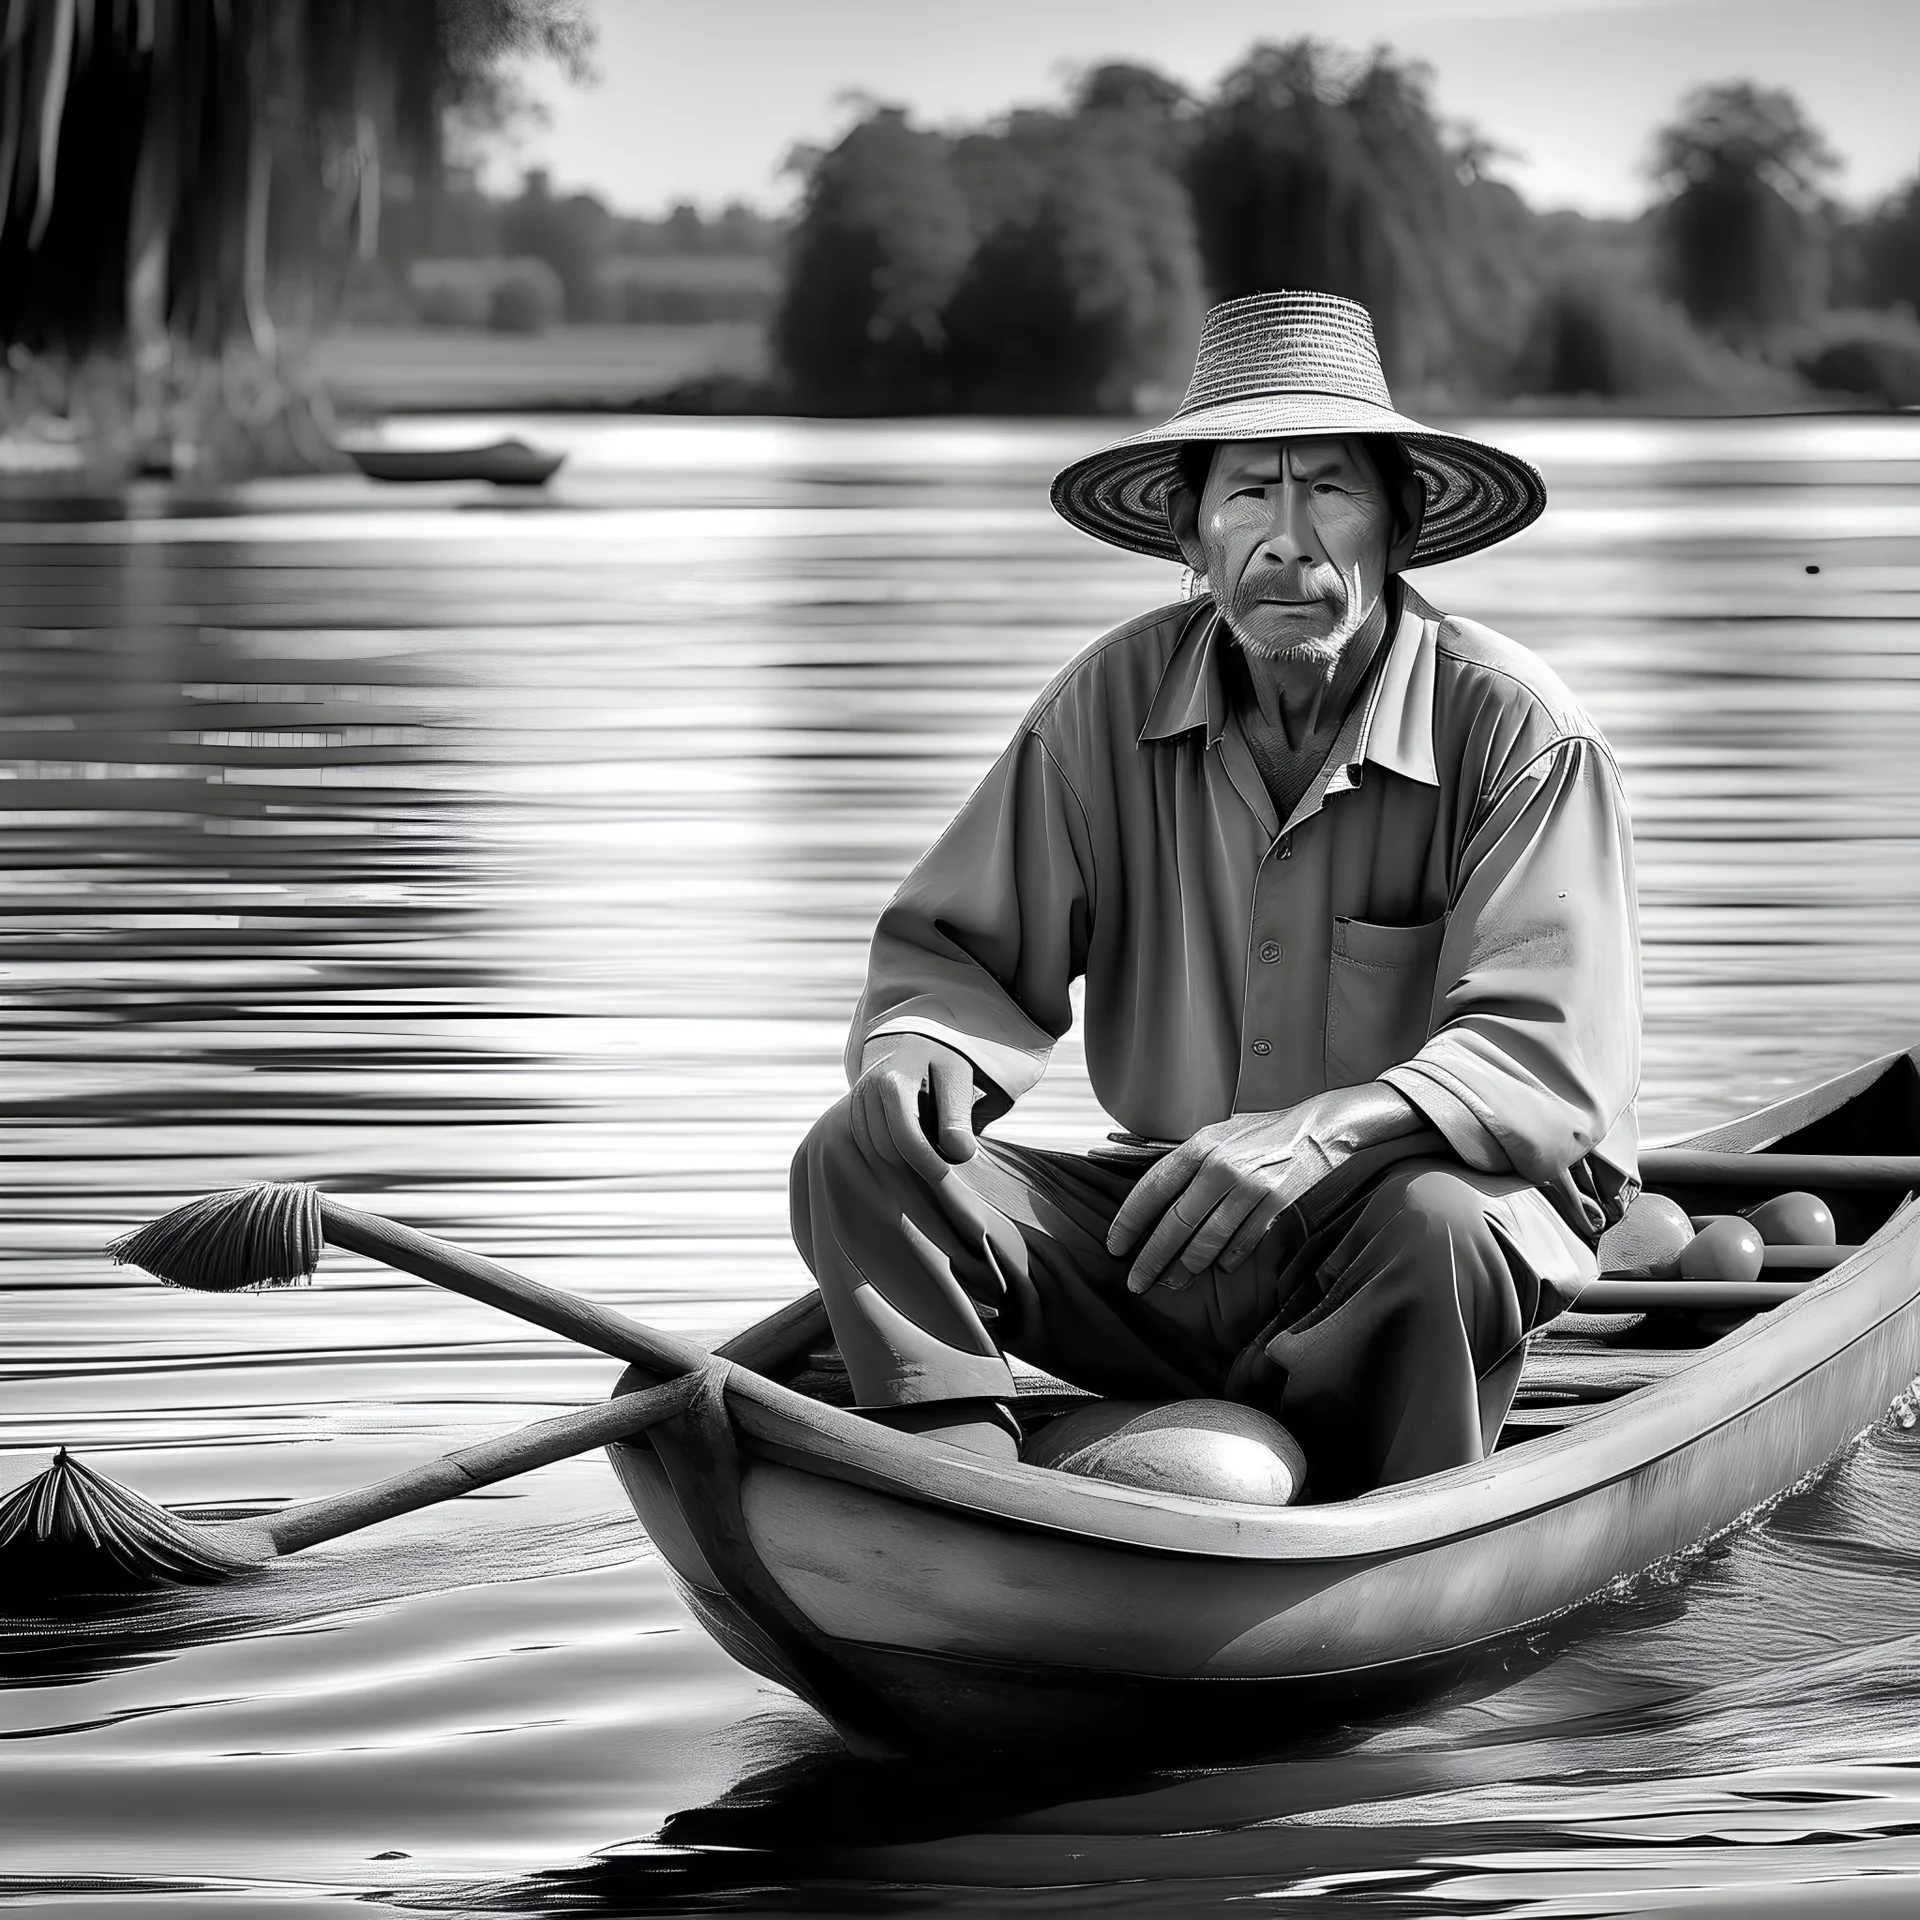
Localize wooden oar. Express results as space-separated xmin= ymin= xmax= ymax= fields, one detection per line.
xmin=1580 ymin=1242 xmax=1859 ymax=1311
xmin=1579 ymin=1276 xmax=1814 ymax=1312
xmin=1643 ymin=1149 xmax=1920 ymax=1191
xmin=107 ymin=1182 xmax=711 ymax=1382
xmin=0 ymin=1372 xmax=707 ymax=1602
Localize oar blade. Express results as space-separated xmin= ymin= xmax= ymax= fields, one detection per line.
xmin=0 ymin=1451 xmax=261 ymax=1601
xmin=108 ymin=1183 xmax=324 ymax=1292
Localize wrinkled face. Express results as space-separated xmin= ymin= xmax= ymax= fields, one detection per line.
xmin=1194 ymin=437 xmax=1398 ymax=665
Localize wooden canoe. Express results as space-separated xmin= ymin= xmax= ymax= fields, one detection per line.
xmin=607 ymin=1047 xmax=1920 ymax=1760
xmin=346 ymin=438 xmax=564 ymax=486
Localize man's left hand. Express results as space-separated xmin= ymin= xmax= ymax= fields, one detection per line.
xmin=1108 ymin=1083 xmax=1422 ymax=1294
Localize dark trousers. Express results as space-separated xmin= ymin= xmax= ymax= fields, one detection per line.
xmin=790 ymin=1098 xmax=1596 ymax=1498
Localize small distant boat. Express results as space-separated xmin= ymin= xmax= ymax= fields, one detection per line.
xmin=607 ymin=1047 xmax=1920 ymax=1761
xmin=346 ymin=437 xmax=564 ymax=486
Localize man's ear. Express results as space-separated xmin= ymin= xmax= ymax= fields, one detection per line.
xmin=1165 ymin=468 xmax=1208 ymax=575
xmin=1386 ymin=457 xmax=1426 ymax=574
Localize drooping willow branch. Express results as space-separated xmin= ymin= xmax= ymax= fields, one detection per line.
xmin=0 ymin=0 xmax=592 ymax=378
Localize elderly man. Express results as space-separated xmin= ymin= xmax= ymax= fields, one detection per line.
xmin=790 ymin=292 xmax=1641 ymax=1499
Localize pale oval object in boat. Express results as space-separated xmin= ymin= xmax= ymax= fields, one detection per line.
xmin=1023 ymin=1398 xmax=1305 ymax=1506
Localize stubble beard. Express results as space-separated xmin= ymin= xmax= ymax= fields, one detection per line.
xmin=1228 ymin=596 xmax=1361 ymax=681
xmin=1234 ymin=629 xmax=1344 ymax=678
xmin=1224 ymin=560 xmax=1372 ymax=682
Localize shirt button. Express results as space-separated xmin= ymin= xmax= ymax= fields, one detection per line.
xmin=1250 ymin=1038 xmax=1272 ymax=1056
xmin=1259 ymin=941 xmax=1283 ymax=963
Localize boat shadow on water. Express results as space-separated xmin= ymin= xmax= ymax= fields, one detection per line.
xmin=10 ymin=1408 xmax=1920 ymax=1913
xmin=373 ymin=1434 xmax=1920 ymax=1914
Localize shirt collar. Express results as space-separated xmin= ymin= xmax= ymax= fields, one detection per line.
xmin=1137 ymin=599 xmax=1225 ymax=746
xmin=1137 ymin=584 xmax=1440 ymax=791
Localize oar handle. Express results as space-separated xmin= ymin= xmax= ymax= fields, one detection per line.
xmin=318 ymin=1198 xmax=710 ymax=1380
xmin=263 ymin=1371 xmax=707 ymax=1555
xmin=1643 ymin=1150 xmax=1920 ymax=1190
xmin=1581 ymin=1277 xmax=1810 ymax=1311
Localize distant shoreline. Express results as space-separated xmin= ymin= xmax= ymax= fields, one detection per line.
xmin=312 ymin=324 xmax=1905 ymax=424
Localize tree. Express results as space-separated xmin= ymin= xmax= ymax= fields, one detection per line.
xmin=498 ymin=169 xmax=612 ymax=319
xmin=1843 ymin=176 xmax=1920 ymax=315
xmin=0 ymin=0 xmax=592 ymax=471
xmin=1650 ymin=81 xmax=1837 ymax=339
xmin=1182 ymin=40 xmax=1526 ymax=391
xmin=943 ymin=108 xmax=1203 ymax=412
xmin=1070 ymin=61 xmax=1195 ymax=172
xmin=775 ymin=109 xmax=973 ymax=413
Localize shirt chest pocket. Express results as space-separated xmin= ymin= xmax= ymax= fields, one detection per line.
xmin=1325 ymin=913 xmax=1447 ymax=1087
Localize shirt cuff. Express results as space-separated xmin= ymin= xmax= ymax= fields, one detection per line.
xmin=861 ymin=1017 xmax=1049 ymax=1106
xmin=1380 ymin=1061 xmax=1513 ymax=1176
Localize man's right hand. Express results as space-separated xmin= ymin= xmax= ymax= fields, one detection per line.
xmin=851 ymin=1034 xmax=980 ymax=1185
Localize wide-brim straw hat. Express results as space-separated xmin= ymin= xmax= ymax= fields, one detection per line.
xmin=1051 ymin=291 xmax=1546 ymax=570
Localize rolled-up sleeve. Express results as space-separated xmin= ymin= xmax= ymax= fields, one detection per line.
xmin=1382 ymin=734 xmax=1641 ymax=1195
xmin=848 ymin=727 xmax=1096 ymax=1102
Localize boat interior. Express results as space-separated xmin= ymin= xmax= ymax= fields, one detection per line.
xmin=754 ymin=1050 xmax=1920 ymax=1497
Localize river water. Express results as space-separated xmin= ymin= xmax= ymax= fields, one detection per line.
xmin=5 ymin=414 xmax=1920 ymax=1916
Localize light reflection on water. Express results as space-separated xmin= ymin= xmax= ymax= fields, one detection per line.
xmin=5 ymin=415 xmax=1920 ymax=1913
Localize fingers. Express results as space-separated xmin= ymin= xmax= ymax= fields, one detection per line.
xmin=1177 ymin=1183 xmax=1263 ymax=1275
xmin=879 ymin=1070 xmax=955 ymax=1185
xmin=1126 ymin=1202 xmax=1200 ymax=1293
xmin=1125 ymin=1159 xmax=1234 ymax=1295
xmin=1219 ymin=1192 xmax=1289 ymax=1273
xmin=927 ymin=1051 xmax=977 ymax=1164
xmin=850 ymin=1067 xmax=947 ymax=1187
xmin=1108 ymin=1141 xmax=1200 ymax=1256
xmin=849 ymin=1046 xmax=978 ymax=1187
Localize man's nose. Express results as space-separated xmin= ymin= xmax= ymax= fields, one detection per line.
xmin=1260 ymin=471 xmax=1321 ymax=565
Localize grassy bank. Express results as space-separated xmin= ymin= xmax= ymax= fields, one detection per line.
xmin=313 ymin=322 xmax=770 ymax=415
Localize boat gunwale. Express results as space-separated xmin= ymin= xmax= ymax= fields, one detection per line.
xmin=696 ymin=1044 xmax=1920 ymax=1564
xmin=717 ymin=1195 xmax=1918 ymax=1563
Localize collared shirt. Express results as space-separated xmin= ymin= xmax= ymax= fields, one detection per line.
xmin=851 ymin=584 xmax=1643 ymax=1234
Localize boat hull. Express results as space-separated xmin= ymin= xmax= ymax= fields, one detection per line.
xmin=347 ymin=441 xmax=563 ymax=486
xmin=609 ymin=1049 xmax=1920 ymax=1757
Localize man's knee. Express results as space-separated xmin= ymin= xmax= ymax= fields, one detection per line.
xmin=790 ymin=1094 xmax=863 ymax=1263
xmin=1359 ymin=1160 xmax=1524 ymax=1355
xmin=1362 ymin=1160 xmax=1489 ymax=1249
xmin=795 ymin=1094 xmax=862 ymax=1185
xmin=1400 ymin=1164 xmax=1498 ymax=1243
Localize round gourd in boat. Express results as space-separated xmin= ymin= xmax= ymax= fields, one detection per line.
xmin=1596 ymin=1193 xmax=1695 ymax=1276
xmin=1021 ymin=1399 xmax=1305 ymax=1506
xmin=1743 ymin=1190 xmax=1836 ymax=1246
xmin=1679 ymin=1215 xmax=1764 ymax=1282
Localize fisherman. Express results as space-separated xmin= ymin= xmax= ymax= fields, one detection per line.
xmin=790 ymin=292 xmax=1642 ymax=1499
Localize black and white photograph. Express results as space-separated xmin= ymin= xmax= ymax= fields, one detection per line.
xmin=5 ymin=1 xmax=1920 ymax=1913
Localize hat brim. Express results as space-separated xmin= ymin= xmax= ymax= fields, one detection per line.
xmin=1049 ymin=394 xmax=1546 ymax=570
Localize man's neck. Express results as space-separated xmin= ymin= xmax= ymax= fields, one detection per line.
xmin=1233 ymin=579 xmax=1398 ymax=754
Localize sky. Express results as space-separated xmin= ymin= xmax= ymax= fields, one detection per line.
xmin=487 ymin=0 xmax=1920 ymax=220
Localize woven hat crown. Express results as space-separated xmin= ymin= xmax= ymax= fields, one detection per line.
xmin=1179 ymin=292 xmax=1394 ymax=416
xmin=1049 ymin=288 xmax=1547 ymax=570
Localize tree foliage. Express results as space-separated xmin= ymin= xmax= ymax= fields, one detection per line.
xmin=1650 ymin=81 xmax=1836 ymax=338
xmin=775 ymin=109 xmax=972 ymax=413
xmin=1182 ymin=40 xmax=1527 ymax=391
xmin=777 ymin=82 xmax=1202 ymax=415
xmin=0 ymin=0 xmax=590 ymax=466
xmin=497 ymin=168 xmax=612 ymax=319
xmin=1844 ymin=177 xmax=1920 ymax=315
xmin=944 ymin=107 xmax=1202 ymax=412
